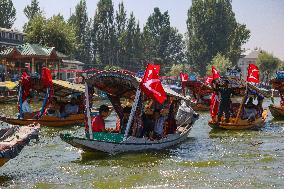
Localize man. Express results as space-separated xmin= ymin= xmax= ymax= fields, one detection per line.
xmin=22 ymin=96 xmax=34 ymax=118
xmin=90 ymin=105 xmax=110 ymax=132
xmin=217 ymin=80 xmax=233 ymax=123
xmin=64 ymin=97 xmax=79 ymax=116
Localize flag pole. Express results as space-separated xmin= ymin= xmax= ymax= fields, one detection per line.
xmin=123 ymin=88 xmax=141 ymax=140
xmin=85 ymin=82 xmax=93 ymax=139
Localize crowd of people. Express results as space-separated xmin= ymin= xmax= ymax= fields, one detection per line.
xmin=88 ymin=98 xmax=180 ymax=140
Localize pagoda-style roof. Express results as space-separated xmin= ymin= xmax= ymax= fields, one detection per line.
xmin=0 ymin=43 xmax=67 ymax=60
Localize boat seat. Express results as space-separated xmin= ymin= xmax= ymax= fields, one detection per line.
xmin=86 ymin=132 xmax=124 ymax=143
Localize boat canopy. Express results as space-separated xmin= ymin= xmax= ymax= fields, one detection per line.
xmin=86 ymin=70 xmax=188 ymax=100
xmin=29 ymin=79 xmax=86 ymax=97
xmin=0 ymin=81 xmax=18 ymax=91
xmin=184 ymin=80 xmax=212 ymax=96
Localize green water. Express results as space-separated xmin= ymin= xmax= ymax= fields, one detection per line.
xmin=0 ymin=99 xmax=283 ymax=188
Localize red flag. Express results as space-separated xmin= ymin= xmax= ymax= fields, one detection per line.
xmin=212 ymin=66 xmax=221 ymax=80
xmin=41 ymin=67 xmax=53 ymax=88
xmin=247 ymin=64 xmax=259 ymax=83
xmin=140 ymin=64 xmax=167 ymax=104
xmin=210 ymin=92 xmax=219 ymax=118
xmin=180 ymin=72 xmax=188 ymax=82
xmin=205 ymin=75 xmax=213 ymax=85
xmin=21 ymin=71 xmax=31 ymax=102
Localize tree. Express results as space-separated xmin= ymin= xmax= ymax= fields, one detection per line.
xmin=256 ymin=51 xmax=281 ymax=78
xmin=206 ymin=53 xmax=232 ymax=75
xmin=92 ymin=0 xmax=117 ymax=67
xmin=68 ymin=0 xmax=91 ymax=65
xmin=24 ymin=14 xmax=76 ymax=54
xmin=0 ymin=0 xmax=16 ymax=28
xmin=143 ymin=8 xmax=171 ymax=64
xmin=168 ymin=64 xmax=183 ymax=76
xmin=186 ymin=0 xmax=250 ymax=76
xmin=115 ymin=2 xmax=127 ymax=66
xmin=24 ymin=0 xmax=42 ymax=20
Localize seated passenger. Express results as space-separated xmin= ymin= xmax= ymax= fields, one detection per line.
xmin=154 ymin=109 xmax=167 ymax=139
xmin=22 ymin=96 xmax=34 ymax=118
xmin=142 ymin=108 xmax=155 ymax=138
xmin=90 ymin=105 xmax=110 ymax=132
xmin=64 ymin=97 xmax=79 ymax=116
xmin=76 ymin=95 xmax=85 ymax=114
xmin=244 ymin=97 xmax=257 ymax=121
xmin=46 ymin=97 xmax=60 ymax=117
xmin=118 ymin=106 xmax=131 ymax=134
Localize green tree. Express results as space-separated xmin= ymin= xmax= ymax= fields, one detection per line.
xmin=120 ymin=12 xmax=144 ymax=70
xmin=206 ymin=53 xmax=232 ymax=75
xmin=92 ymin=0 xmax=117 ymax=67
xmin=168 ymin=64 xmax=183 ymax=76
xmin=115 ymin=2 xmax=127 ymax=66
xmin=24 ymin=0 xmax=42 ymax=20
xmin=186 ymin=0 xmax=250 ymax=76
xmin=256 ymin=51 xmax=281 ymax=77
xmin=24 ymin=14 xmax=76 ymax=54
xmin=143 ymin=8 xmax=171 ymax=64
xmin=24 ymin=14 xmax=46 ymax=44
xmin=0 ymin=0 xmax=16 ymax=28
xmin=68 ymin=0 xmax=91 ymax=64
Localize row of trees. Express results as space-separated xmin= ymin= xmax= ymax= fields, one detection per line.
xmin=1 ymin=0 xmax=282 ymax=76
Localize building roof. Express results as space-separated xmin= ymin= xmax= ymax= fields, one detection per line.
xmin=0 ymin=43 xmax=66 ymax=59
xmin=62 ymin=59 xmax=84 ymax=65
xmin=0 ymin=27 xmax=25 ymax=35
xmin=245 ymin=50 xmax=262 ymax=59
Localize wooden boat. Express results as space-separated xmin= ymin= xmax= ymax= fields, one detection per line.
xmin=0 ymin=71 xmax=87 ymax=127
xmin=61 ymin=70 xmax=199 ymax=154
xmin=269 ymin=77 xmax=284 ymax=119
xmin=208 ymin=78 xmax=270 ymax=130
xmin=183 ymin=80 xmax=212 ymax=111
xmin=0 ymin=124 xmax=39 ymax=167
xmin=0 ymin=114 xmax=84 ymax=127
xmin=0 ymin=81 xmax=18 ymax=103
xmin=209 ymin=110 xmax=268 ymax=130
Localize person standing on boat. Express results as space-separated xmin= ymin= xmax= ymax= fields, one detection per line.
xmin=89 ymin=105 xmax=110 ymax=132
xmin=217 ymin=80 xmax=233 ymax=123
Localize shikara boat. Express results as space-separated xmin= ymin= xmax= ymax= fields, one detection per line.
xmin=61 ymin=70 xmax=199 ymax=154
xmin=184 ymin=80 xmax=212 ymax=111
xmin=0 ymin=77 xmax=86 ymax=127
xmin=0 ymin=124 xmax=39 ymax=167
xmin=269 ymin=76 xmax=284 ymax=119
xmin=0 ymin=81 xmax=18 ymax=103
xmin=209 ymin=78 xmax=270 ymax=130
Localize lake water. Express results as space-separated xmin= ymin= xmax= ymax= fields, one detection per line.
xmin=0 ymin=99 xmax=283 ymax=188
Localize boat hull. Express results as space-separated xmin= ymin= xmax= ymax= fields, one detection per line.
xmin=208 ymin=110 xmax=268 ymax=130
xmin=60 ymin=125 xmax=192 ymax=154
xmin=269 ymin=105 xmax=284 ymax=119
xmin=0 ymin=114 xmax=84 ymax=127
xmin=0 ymin=124 xmax=39 ymax=167
xmin=0 ymin=96 xmax=17 ymax=103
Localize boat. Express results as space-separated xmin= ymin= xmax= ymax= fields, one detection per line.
xmin=0 ymin=124 xmax=39 ymax=167
xmin=0 ymin=81 xmax=18 ymax=103
xmin=183 ymin=80 xmax=212 ymax=111
xmin=61 ymin=70 xmax=199 ymax=154
xmin=0 ymin=70 xmax=87 ymax=127
xmin=208 ymin=78 xmax=270 ymax=130
xmin=269 ymin=75 xmax=284 ymax=119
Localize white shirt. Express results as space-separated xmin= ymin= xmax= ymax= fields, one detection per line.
xmin=154 ymin=116 xmax=166 ymax=135
xmin=22 ymin=100 xmax=32 ymax=113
